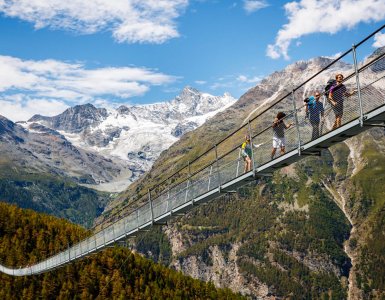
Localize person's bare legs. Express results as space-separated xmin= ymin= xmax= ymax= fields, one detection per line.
xmin=246 ymin=157 xmax=252 ymax=172
xmin=244 ymin=156 xmax=252 ymax=173
xmin=333 ymin=115 xmax=342 ymax=129
xmin=271 ymin=148 xmax=277 ymax=160
xmin=336 ymin=115 xmax=342 ymax=128
xmin=280 ymin=146 xmax=286 ymax=155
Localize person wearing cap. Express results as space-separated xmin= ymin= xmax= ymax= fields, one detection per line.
xmin=241 ymin=135 xmax=252 ymax=173
xmin=271 ymin=112 xmax=293 ymax=160
xmin=305 ymin=92 xmax=324 ymax=140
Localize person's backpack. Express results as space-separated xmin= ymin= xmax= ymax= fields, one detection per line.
xmin=324 ymin=79 xmax=337 ymax=97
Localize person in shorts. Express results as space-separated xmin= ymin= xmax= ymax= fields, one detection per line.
xmin=328 ymin=73 xmax=350 ymax=129
xmin=271 ymin=112 xmax=293 ymax=160
xmin=241 ymin=135 xmax=252 ymax=173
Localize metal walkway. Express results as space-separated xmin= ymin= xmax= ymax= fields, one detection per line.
xmin=1 ymin=25 xmax=385 ymax=276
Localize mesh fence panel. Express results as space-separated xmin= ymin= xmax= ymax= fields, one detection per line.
xmin=169 ymin=184 xmax=188 ymax=210
xmin=95 ymin=231 xmax=105 ymax=248
xmin=357 ymin=54 xmax=385 ymax=115
xmin=189 ymin=166 xmax=213 ymax=198
xmin=125 ymin=213 xmax=138 ymax=232
xmin=218 ymin=149 xmax=241 ymax=185
xmin=152 ymin=192 xmax=169 ymax=219
xmin=137 ymin=203 xmax=152 ymax=226
xmin=114 ymin=218 xmax=126 ymax=238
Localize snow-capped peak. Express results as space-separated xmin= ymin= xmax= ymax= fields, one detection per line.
xmin=25 ymin=87 xmax=237 ymax=189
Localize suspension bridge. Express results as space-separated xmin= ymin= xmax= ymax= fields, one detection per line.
xmin=1 ymin=25 xmax=385 ymax=276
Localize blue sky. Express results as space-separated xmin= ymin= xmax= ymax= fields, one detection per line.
xmin=0 ymin=0 xmax=385 ymax=121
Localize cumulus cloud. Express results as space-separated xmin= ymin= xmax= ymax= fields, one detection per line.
xmin=0 ymin=96 xmax=69 ymax=122
xmin=373 ymin=32 xmax=385 ymax=48
xmin=0 ymin=55 xmax=177 ymax=121
xmin=237 ymin=74 xmax=262 ymax=83
xmin=267 ymin=0 xmax=385 ymax=59
xmin=243 ymin=0 xmax=268 ymax=13
xmin=0 ymin=0 xmax=188 ymax=43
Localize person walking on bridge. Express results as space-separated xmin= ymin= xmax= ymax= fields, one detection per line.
xmin=328 ymin=73 xmax=355 ymax=129
xmin=241 ymin=135 xmax=252 ymax=173
xmin=271 ymin=112 xmax=293 ymax=160
xmin=305 ymin=92 xmax=324 ymax=140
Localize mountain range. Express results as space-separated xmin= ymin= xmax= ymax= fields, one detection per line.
xmin=0 ymin=88 xmax=235 ymax=226
xmin=22 ymin=87 xmax=236 ymax=192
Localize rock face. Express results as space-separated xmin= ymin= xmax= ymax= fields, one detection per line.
xmin=29 ymin=103 xmax=108 ymax=133
xmin=171 ymin=121 xmax=198 ymax=138
xmin=0 ymin=117 xmax=130 ymax=186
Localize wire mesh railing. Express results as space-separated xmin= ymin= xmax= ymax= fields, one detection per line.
xmin=1 ymin=24 xmax=385 ymax=276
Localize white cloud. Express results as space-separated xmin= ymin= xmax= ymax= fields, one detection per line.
xmin=322 ymin=52 xmax=343 ymax=60
xmin=0 ymin=0 xmax=188 ymax=43
xmin=195 ymin=80 xmax=207 ymax=85
xmin=267 ymin=0 xmax=385 ymax=59
xmin=0 ymin=96 xmax=69 ymax=122
xmin=237 ymin=74 xmax=261 ymax=83
xmin=373 ymin=32 xmax=385 ymax=48
xmin=243 ymin=0 xmax=268 ymax=13
xmin=0 ymin=55 xmax=177 ymax=121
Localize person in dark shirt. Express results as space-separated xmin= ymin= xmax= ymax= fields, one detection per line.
xmin=305 ymin=92 xmax=324 ymax=140
xmin=329 ymin=73 xmax=353 ymax=129
xmin=271 ymin=112 xmax=293 ymax=160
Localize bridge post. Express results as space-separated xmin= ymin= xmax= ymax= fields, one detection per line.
xmin=186 ymin=161 xmax=191 ymax=204
xmin=352 ymin=44 xmax=364 ymax=127
xmin=124 ymin=216 xmax=128 ymax=237
xmin=236 ymin=149 xmax=241 ymax=177
xmin=291 ymin=90 xmax=302 ymax=156
xmin=148 ymin=189 xmax=154 ymax=225
xmin=166 ymin=188 xmax=171 ymax=213
xmin=215 ymin=144 xmax=221 ymax=192
xmin=185 ymin=180 xmax=190 ymax=204
xmin=136 ymin=209 xmax=140 ymax=230
xmin=87 ymin=238 xmax=91 ymax=254
xmin=207 ymin=165 xmax=213 ymax=191
xmin=248 ymin=119 xmax=256 ymax=176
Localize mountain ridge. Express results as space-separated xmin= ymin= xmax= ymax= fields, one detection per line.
xmin=25 ymin=87 xmax=236 ymax=191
